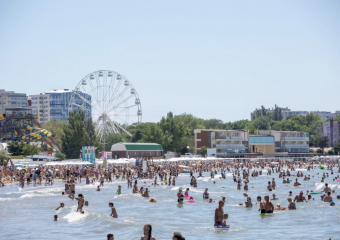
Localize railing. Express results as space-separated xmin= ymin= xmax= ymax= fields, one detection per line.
xmin=214 ymin=136 xmax=244 ymax=140
xmin=282 ymin=144 xmax=309 ymax=148
xmin=281 ymin=137 xmax=309 ymax=141
xmin=216 ymin=144 xmax=246 ymax=149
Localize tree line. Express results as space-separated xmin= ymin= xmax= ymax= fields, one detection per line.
xmin=9 ymin=106 xmax=338 ymax=159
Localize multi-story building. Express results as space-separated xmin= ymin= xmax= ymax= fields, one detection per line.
xmin=282 ymin=110 xmax=309 ymax=119
xmin=257 ymin=130 xmax=309 ymax=154
xmin=194 ymin=129 xmax=255 ymax=157
xmin=251 ymin=107 xmax=340 ymax=120
xmin=195 ymin=129 xmax=313 ymax=157
xmin=321 ymin=119 xmax=340 ymax=147
xmin=30 ymin=89 xmax=91 ymax=123
xmin=0 ymin=89 xmax=28 ymax=114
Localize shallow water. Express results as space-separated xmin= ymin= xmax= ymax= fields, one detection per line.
xmin=1 ymin=168 xmax=340 ymax=240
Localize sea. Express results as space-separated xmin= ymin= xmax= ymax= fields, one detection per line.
xmin=1 ymin=167 xmax=340 ymax=240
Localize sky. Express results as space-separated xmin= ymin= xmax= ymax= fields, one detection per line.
xmin=0 ymin=0 xmax=339 ymax=123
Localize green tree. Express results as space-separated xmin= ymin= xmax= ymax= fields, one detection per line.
xmin=22 ymin=144 xmax=40 ymax=156
xmin=61 ymin=109 xmax=101 ymax=159
xmin=199 ymin=146 xmax=207 ymax=157
xmin=252 ymin=116 xmax=271 ymax=130
xmin=7 ymin=141 xmax=25 ymax=156
xmin=333 ymin=140 xmax=340 ymax=155
xmin=0 ymin=150 xmax=9 ymax=166
xmin=159 ymin=112 xmax=187 ymax=153
xmin=317 ymin=136 xmax=329 ymax=155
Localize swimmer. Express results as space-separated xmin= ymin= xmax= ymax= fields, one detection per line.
xmin=55 ymin=202 xmax=65 ymax=210
xmin=214 ymin=200 xmax=224 ymax=227
xmin=287 ymin=198 xmax=296 ymax=210
xmin=203 ymin=188 xmax=209 ymax=199
xmin=294 ymin=191 xmax=307 ymax=202
xmin=117 ymin=185 xmax=121 ymax=195
xmin=264 ymin=195 xmax=274 ymax=213
xmin=257 ymin=196 xmax=265 ymax=214
xmin=271 ymin=194 xmax=279 ymax=200
xmin=245 ymin=196 xmax=253 ymax=208
xmin=109 ymin=202 xmax=118 ymax=218
xmin=54 ymin=214 xmax=59 ymax=221
xmin=141 ymin=224 xmax=156 ymax=240
xmin=107 ymin=233 xmax=114 ymax=240
xmin=177 ymin=188 xmax=184 ymax=204
xmin=275 ymin=204 xmax=286 ymax=210
xmin=142 ymin=188 xmax=150 ymax=197
xmin=222 ymin=213 xmax=230 ymax=227
xmin=80 ymin=210 xmax=85 ymax=214
xmin=184 ymin=188 xmax=190 ymax=196
xmin=96 ymin=186 xmax=101 ymax=191
xmin=324 ymin=192 xmax=333 ymax=203
xmin=209 ymin=198 xmax=215 ymax=203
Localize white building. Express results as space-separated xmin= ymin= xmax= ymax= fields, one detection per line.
xmin=251 ymin=107 xmax=340 ymax=120
xmin=0 ymin=89 xmax=28 ymax=114
xmin=30 ymin=89 xmax=91 ymax=123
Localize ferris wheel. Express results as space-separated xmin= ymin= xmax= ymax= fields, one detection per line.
xmin=69 ymin=70 xmax=142 ymax=143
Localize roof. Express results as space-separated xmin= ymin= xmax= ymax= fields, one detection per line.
xmin=45 ymin=89 xmax=72 ymax=94
xmin=111 ymin=143 xmax=163 ymax=151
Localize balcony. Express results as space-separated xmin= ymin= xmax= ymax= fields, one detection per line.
xmin=216 ymin=143 xmax=246 ymax=149
xmin=281 ymin=136 xmax=309 ymax=141
xmin=282 ymin=144 xmax=309 ymax=148
xmin=214 ymin=135 xmax=244 ymax=140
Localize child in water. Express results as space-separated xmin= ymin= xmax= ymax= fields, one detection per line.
xmin=222 ymin=214 xmax=230 ymax=227
xmin=117 ymin=185 xmax=121 ymax=195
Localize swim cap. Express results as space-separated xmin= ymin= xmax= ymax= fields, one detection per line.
xmin=330 ymin=202 xmax=335 ymax=206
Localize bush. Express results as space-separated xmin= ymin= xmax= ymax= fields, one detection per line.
xmin=328 ymin=150 xmax=335 ymax=155
xmin=316 ymin=149 xmax=323 ymax=154
xmin=56 ymin=152 xmax=66 ymax=160
xmin=0 ymin=150 xmax=10 ymax=166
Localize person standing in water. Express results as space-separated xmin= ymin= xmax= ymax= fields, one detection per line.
xmin=109 ymin=202 xmax=118 ymax=218
xmin=214 ymin=200 xmax=225 ymax=227
xmin=177 ymin=188 xmax=184 ymax=204
xmin=203 ymin=188 xmax=209 ymax=200
xmin=141 ymin=224 xmax=156 ymax=240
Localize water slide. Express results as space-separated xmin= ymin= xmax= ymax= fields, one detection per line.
xmin=23 ymin=121 xmax=61 ymax=153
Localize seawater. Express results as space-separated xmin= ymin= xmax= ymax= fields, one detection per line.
xmin=1 ymin=168 xmax=340 ymax=240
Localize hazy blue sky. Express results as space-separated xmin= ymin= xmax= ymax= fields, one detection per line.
xmin=0 ymin=0 xmax=339 ymax=123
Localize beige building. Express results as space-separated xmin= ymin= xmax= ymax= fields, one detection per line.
xmin=257 ymin=130 xmax=309 ymax=154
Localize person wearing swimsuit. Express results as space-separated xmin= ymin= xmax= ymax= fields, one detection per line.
xmin=203 ymin=188 xmax=209 ymax=199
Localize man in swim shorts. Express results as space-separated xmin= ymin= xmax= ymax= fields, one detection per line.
xmin=214 ymin=200 xmax=224 ymax=227
xmin=264 ymin=195 xmax=274 ymax=213
xmin=294 ymin=191 xmax=307 ymax=202
xmin=257 ymin=196 xmax=266 ymax=214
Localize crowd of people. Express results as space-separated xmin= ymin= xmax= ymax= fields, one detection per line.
xmin=1 ymin=157 xmax=340 ymax=238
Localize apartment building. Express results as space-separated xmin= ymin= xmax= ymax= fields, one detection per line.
xmin=194 ymin=129 xmax=256 ymax=157
xmin=251 ymin=107 xmax=340 ymax=120
xmin=195 ymin=129 xmax=313 ymax=158
xmin=321 ymin=119 xmax=340 ymax=147
xmin=257 ymin=130 xmax=309 ymax=154
xmin=30 ymin=89 xmax=91 ymax=123
xmin=0 ymin=89 xmax=28 ymax=114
